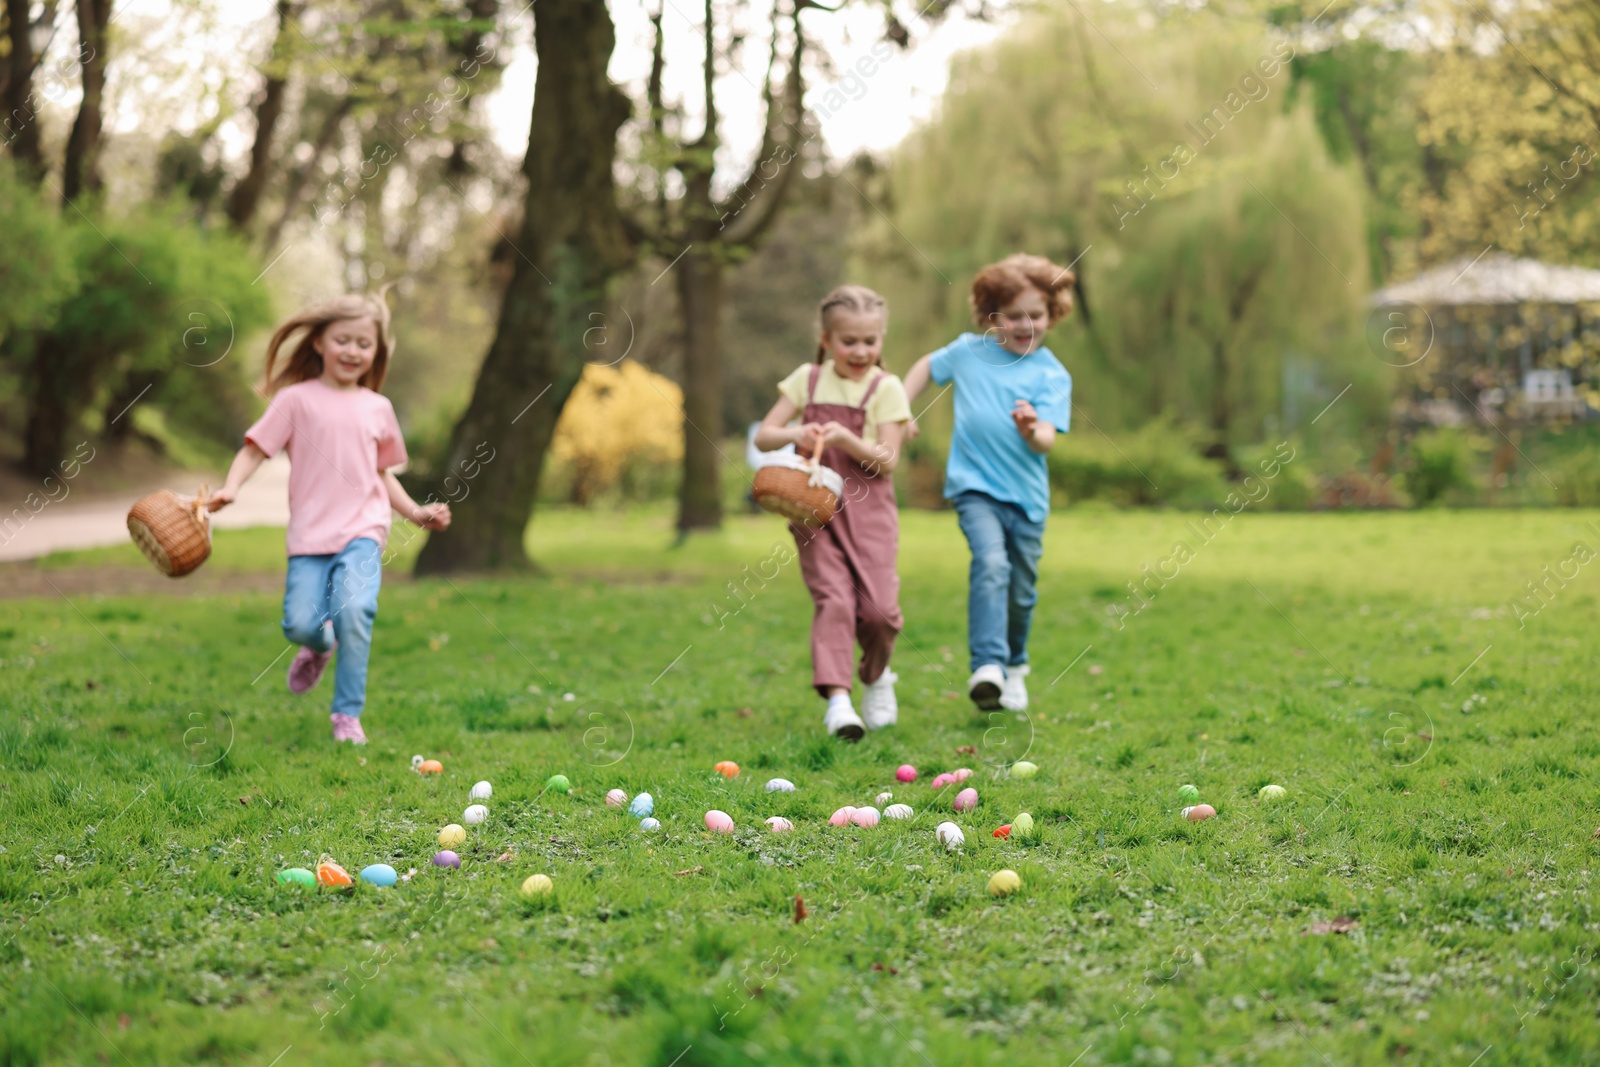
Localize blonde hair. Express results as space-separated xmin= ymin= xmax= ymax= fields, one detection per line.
xmin=261 ymin=289 xmax=395 ymax=395
xmin=815 ymin=284 xmax=888 ymax=363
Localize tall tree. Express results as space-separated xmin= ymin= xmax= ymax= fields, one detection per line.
xmin=225 ymin=0 xmax=301 ymax=231
xmin=61 ymin=0 xmax=111 ymax=202
xmin=1 ymin=0 xmax=56 ymax=179
xmin=414 ymin=1 xmax=633 ymax=574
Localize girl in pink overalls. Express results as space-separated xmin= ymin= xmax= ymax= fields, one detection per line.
xmin=755 ymin=285 xmax=912 ymax=740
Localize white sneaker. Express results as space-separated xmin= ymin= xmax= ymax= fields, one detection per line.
xmin=967 ymin=664 xmax=1005 ymax=710
xmin=824 ymin=698 xmax=865 ymax=742
xmin=862 ymin=669 xmax=898 ymax=730
xmin=1000 ymin=664 xmax=1030 ymax=711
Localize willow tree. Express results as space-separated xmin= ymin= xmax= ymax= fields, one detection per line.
xmin=414 ymin=2 xmax=632 ymax=573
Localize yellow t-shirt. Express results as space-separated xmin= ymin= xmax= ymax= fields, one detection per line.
xmin=777 ymin=362 xmax=912 ymax=444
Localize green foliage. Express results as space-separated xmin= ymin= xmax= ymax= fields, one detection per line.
xmin=1550 ymin=447 xmax=1600 ymax=506
xmin=1049 ymin=418 xmax=1229 ymax=507
xmin=5 ymin=508 xmax=1600 ymax=1063
xmin=1404 ymin=428 xmax=1481 ymax=505
xmin=0 ymin=164 xmax=79 ymax=345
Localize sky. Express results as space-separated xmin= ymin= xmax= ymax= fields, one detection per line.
xmin=98 ymin=0 xmax=1015 ymax=173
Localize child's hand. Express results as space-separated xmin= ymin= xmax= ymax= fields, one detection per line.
xmin=816 ymin=421 xmax=853 ymax=447
xmin=797 ymin=422 xmax=827 ymax=454
xmin=415 ymin=502 xmax=452 ymax=531
xmin=905 ymin=416 xmax=921 ymax=441
xmin=205 ymin=488 xmax=237 ymax=512
xmin=1012 ymin=400 xmax=1039 ymax=439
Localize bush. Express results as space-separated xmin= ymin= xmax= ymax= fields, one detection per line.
xmin=1049 ymin=418 xmax=1229 ymax=508
xmin=1232 ymin=439 xmax=1317 ymax=510
xmin=1552 ymin=448 xmax=1600 ymax=506
xmin=547 ymin=360 xmax=683 ymax=505
xmin=1403 ymin=429 xmax=1480 ymax=506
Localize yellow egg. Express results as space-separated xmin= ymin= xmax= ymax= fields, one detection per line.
xmin=987 ymin=869 xmax=1022 ymax=897
xmin=520 ymin=873 xmax=554 ymax=897
xmin=438 ymin=824 xmax=466 ymax=847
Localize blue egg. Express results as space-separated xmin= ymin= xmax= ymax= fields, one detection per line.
xmin=628 ymin=792 xmax=654 ymax=818
xmin=359 ymin=863 xmax=398 ymax=887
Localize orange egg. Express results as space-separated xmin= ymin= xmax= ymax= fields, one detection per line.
xmin=316 ymin=859 xmax=353 ymax=887
xmin=714 ymin=761 xmax=740 ymax=778
xmin=419 ymin=759 xmax=443 ymax=775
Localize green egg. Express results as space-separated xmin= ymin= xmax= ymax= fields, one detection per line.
xmin=1009 ymin=761 xmax=1039 ymax=780
xmin=1177 ymin=784 xmax=1200 ymax=805
xmin=1012 ymin=812 xmax=1035 ymax=838
xmin=546 ymin=774 xmax=572 ymax=794
xmin=277 ymin=867 xmax=316 ymax=887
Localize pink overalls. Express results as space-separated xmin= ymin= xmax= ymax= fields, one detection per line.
xmin=793 ymin=363 xmax=903 ymax=696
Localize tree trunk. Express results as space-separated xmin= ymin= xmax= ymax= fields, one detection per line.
xmin=22 ymin=337 xmax=72 ymax=477
xmin=3 ymin=0 xmax=44 ymax=178
xmin=1206 ymin=337 xmax=1230 ymax=462
xmin=675 ymin=245 xmax=725 ymax=533
xmin=413 ymin=0 xmax=632 ymax=576
xmin=225 ymin=0 xmax=296 ymax=231
xmin=62 ymin=0 xmax=111 ymax=202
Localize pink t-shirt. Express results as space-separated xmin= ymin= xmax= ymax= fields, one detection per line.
xmin=245 ymin=379 xmax=408 ymax=557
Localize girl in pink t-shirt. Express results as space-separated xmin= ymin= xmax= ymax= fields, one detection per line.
xmin=207 ymin=294 xmax=451 ymax=744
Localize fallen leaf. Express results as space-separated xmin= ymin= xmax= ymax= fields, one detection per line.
xmin=495 ymin=851 xmax=514 ymax=863
xmin=237 ymin=795 xmax=252 ymax=806
xmin=794 ymin=895 xmax=808 ymax=923
xmin=1307 ymin=916 xmax=1359 ymax=935
xmin=955 ymin=745 xmax=976 ymax=756
xmin=674 ymin=865 xmax=704 ymax=877
xmin=117 ymin=1013 xmax=129 ymax=1031
xmin=736 ymin=707 xmax=753 ymax=718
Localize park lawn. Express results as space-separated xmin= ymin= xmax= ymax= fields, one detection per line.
xmin=2 ymin=505 xmax=1599 ymax=1066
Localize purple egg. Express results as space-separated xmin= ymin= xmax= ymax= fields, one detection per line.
xmin=433 ymin=850 xmax=461 ymax=868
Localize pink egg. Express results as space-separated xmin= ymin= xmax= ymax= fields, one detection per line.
xmin=1184 ymin=804 xmax=1216 ymax=822
xmin=604 ymin=788 xmax=629 ymax=808
xmin=765 ymin=816 xmax=793 ymax=834
xmin=952 ymin=768 xmax=974 ymax=782
xmin=704 ymin=809 xmax=735 ymax=833
xmin=896 ymin=764 xmax=919 ymax=783
xmin=850 ymin=806 xmax=880 ymax=828
xmin=953 ymin=787 xmax=978 ymax=812
xmin=931 ymin=773 xmax=955 ymax=789
xmin=829 ymin=806 xmax=857 ymax=827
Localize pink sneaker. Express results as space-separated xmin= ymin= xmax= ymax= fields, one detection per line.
xmin=287 ymin=645 xmax=334 ymax=694
xmin=330 ymin=713 xmax=367 ymax=744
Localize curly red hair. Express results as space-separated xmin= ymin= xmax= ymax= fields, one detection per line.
xmin=969 ymin=253 xmax=1075 ymax=327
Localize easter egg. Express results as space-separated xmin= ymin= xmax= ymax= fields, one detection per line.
xmin=851 ymin=806 xmax=881 ymax=828
xmin=714 ymin=761 xmax=740 ymax=778
xmin=639 ymin=817 xmax=661 ymax=832
xmin=438 ymin=824 xmax=467 ymax=847
xmin=1012 ymin=812 xmax=1035 ymax=838
xmin=1009 ymin=761 xmax=1039 ymax=779
xmin=520 ymin=874 xmax=554 ymax=897
xmin=545 ymin=774 xmax=571 ymax=794
xmin=765 ymin=816 xmax=793 ymax=834
xmin=875 ymin=791 xmax=893 ymax=806
xmin=931 ymin=773 xmax=955 ymax=789
xmin=359 ymin=864 xmax=398 ymax=887
xmin=1258 ymin=784 xmax=1286 ymax=802
xmin=829 ymin=806 xmax=857 ymax=827
xmin=895 ymin=764 xmax=918 ymax=783
xmin=952 ymin=768 xmax=974 ymax=782
xmin=419 ymin=759 xmax=443 ymax=776
xmin=953 ymin=787 xmax=979 ymax=812
xmin=1182 ymin=804 xmax=1216 ymax=822
xmin=316 ymin=859 xmax=353 ymax=887
xmin=936 ymin=822 xmax=965 ymax=850
xmin=1177 ymin=783 xmax=1200 ymax=805
xmin=433 ymin=850 xmax=460 ymax=868
xmin=988 ymin=869 xmax=1022 ymax=897
xmin=764 ymin=778 xmax=796 ymax=793
xmin=605 ymin=788 xmax=629 ymax=808
xmin=705 ymin=809 xmax=735 ymax=833
xmin=277 ymin=867 xmax=316 ymax=887
xmin=993 ymin=824 xmax=1012 ymax=839
xmin=470 ymin=780 xmax=493 ymax=801
xmin=464 ymin=804 xmax=489 ymax=825
xmin=410 ymin=755 xmax=424 ymax=770
xmin=628 ymin=793 xmax=654 ymax=818
xmin=884 ymin=803 xmax=914 ymax=820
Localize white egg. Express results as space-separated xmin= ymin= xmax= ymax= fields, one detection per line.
xmin=464 ymin=804 xmax=489 ymax=825
xmin=765 ymin=778 xmax=796 ymax=793
xmin=875 ymin=791 xmax=893 ymax=806
xmin=936 ymin=821 xmax=965 ymax=850
xmin=884 ymin=803 xmax=914 ymax=820
xmin=410 ymin=755 xmax=424 ymax=770
xmin=470 ymin=780 xmax=492 ymax=801
xmin=639 ymin=817 xmax=661 ymax=832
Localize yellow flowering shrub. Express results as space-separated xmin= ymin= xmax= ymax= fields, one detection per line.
xmin=550 ymin=360 xmax=683 ymax=504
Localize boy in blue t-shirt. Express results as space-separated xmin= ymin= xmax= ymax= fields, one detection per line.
xmin=904 ymin=253 xmax=1076 ymax=713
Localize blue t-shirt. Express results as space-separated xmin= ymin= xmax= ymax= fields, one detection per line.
xmin=928 ymin=332 xmax=1072 ymax=523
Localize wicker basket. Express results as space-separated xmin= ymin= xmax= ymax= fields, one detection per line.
xmin=127 ymin=486 xmax=212 ymax=577
xmin=752 ymin=445 xmax=844 ymax=528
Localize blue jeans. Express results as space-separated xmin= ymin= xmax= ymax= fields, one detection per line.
xmin=282 ymin=537 xmax=383 ymax=717
xmin=953 ymin=491 xmax=1045 ymax=672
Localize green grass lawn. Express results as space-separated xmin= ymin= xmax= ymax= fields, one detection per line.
xmin=3 ymin=506 xmax=1600 ymax=1065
